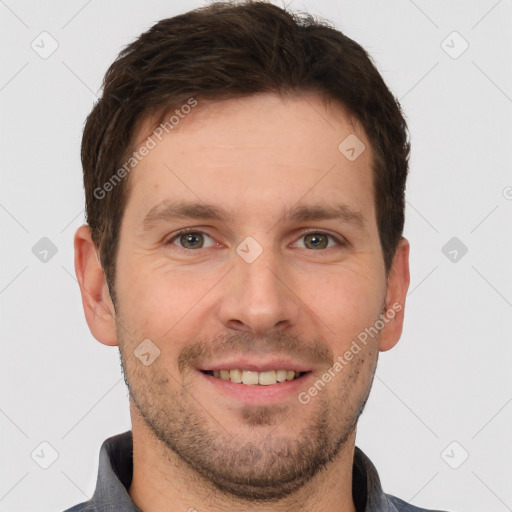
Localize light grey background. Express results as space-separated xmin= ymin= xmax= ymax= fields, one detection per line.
xmin=1 ymin=1 xmax=511 ymax=511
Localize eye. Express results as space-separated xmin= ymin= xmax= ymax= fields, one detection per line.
xmin=167 ymin=230 xmax=216 ymax=250
xmin=293 ymin=232 xmax=344 ymax=250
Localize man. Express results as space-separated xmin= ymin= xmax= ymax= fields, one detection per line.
xmin=67 ymin=1 xmax=449 ymax=511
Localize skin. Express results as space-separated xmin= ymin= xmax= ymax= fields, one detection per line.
xmin=74 ymin=91 xmax=410 ymax=512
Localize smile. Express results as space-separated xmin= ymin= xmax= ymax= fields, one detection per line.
xmin=201 ymin=369 xmax=308 ymax=385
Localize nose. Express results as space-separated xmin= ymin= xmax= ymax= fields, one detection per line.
xmin=216 ymin=242 xmax=300 ymax=336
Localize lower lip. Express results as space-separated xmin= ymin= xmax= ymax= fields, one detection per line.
xmin=198 ymin=371 xmax=313 ymax=406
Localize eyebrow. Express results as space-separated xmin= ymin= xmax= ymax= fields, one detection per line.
xmin=142 ymin=200 xmax=366 ymax=231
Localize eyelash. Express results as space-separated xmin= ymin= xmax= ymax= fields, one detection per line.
xmin=164 ymin=228 xmax=347 ymax=250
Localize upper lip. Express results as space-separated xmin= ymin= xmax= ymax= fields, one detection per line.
xmin=198 ymin=357 xmax=314 ymax=373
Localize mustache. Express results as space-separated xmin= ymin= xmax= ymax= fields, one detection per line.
xmin=178 ymin=331 xmax=334 ymax=373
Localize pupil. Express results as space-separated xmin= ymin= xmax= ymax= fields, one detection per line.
xmin=306 ymin=233 xmax=327 ymax=249
xmin=182 ymin=233 xmax=202 ymax=248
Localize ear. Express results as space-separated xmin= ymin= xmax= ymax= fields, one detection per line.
xmin=74 ymin=225 xmax=118 ymax=346
xmin=379 ymin=237 xmax=410 ymax=352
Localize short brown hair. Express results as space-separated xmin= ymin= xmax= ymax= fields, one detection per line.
xmin=81 ymin=0 xmax=410 ymax=302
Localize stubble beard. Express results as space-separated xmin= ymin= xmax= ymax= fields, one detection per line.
xmin=118 ymin=343 xmax=376 ymax=503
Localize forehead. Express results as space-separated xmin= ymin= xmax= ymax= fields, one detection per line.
xmin=125 ymin=92 xmax=375 ymax=227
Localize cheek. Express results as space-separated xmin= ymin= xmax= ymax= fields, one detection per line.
xmin=296 ymin=263 xmax=385 ymax=345
xmin=116 ymin=253 xmax=223 ymax=345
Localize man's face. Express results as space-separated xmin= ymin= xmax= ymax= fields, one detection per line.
xmin=114 ymin=92 xmax=391 ymax=499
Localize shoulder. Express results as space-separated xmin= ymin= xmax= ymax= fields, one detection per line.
xmin=61 ymin=501 xmax=95 ymax=512
xmin=386 ymin=494 xmax=452 ymax=512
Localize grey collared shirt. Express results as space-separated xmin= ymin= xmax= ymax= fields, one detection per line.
xmin=63 ymin=431 xmax=449 ymax=512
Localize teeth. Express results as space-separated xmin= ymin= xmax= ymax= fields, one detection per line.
xmin=242 ymin=370 xmax=259 ymax=385
xmin=208 ymin=369 xmax=302 ymax=385
xmin=229 ymin=369 xmax=242 ymax=383
xmin=276 ymin=369 xmax=287 ymax=382
xmin=259 ymin=370 xmax=276 ymax=385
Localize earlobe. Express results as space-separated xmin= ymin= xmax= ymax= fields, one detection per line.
xmin=379 ymin=237 xmax=410 ymax=352
xmin=74 ymin=225 xmax=118 ymax=346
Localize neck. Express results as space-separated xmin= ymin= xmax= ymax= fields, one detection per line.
xmin=128 ymin=406 xmax=358 ymax=512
